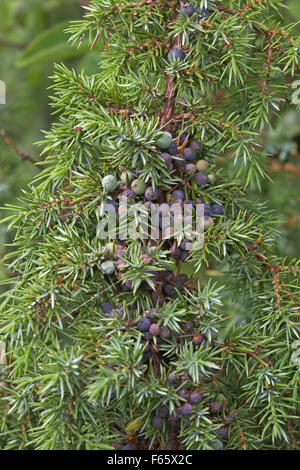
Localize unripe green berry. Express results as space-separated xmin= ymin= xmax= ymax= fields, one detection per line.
xmin=156 ymin=132 xmax=173 ymax=150
xmin=131 ymin=179 xmax=146 ymax=195
xmin=196 ymin=160 xmax=210 ymax=172
xmin=100 ymin=261 xmax=115 ymax=275
xmin=204 ymin=216 xmax=214 ymax=231
xmin=207 ymin=173 xmax=216 ymax=184
xmin=102 ymin=175 xmax=118 ymax=192
xmin=120 ymin=171 xmax=135 ymax=185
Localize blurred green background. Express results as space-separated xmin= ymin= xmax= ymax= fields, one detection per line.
xmin=0 ymin=0 xmax=300 ymax=292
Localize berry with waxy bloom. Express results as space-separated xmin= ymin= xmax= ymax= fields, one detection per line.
xmin=156 ymin=132 xmax=173 ymax=149
xmin=195 ymin=172 xmax=210 ymax=187
xmin=183 ymin=147 xmax=197 ymax=161
xmin=145 ymin=187 xmax=160 ymax=201
xmin=149 ymin=323 xmax=160 ymax=335
xmin=137 ymin=317 xmax=151 ymax=332
xmin=182 ymin=403 xmax=194 ymax=416
xmin=120 ymin=189 xmax=136 ymax=201
xmin=100 ymin=261 xmax=115 ymax=275
xmin=189 ymin=392 xmax=203 ymax=404
xmin=184 ymin=163 xmax=196 ymax=174
xmin=102 ymin=175 xmax=118 ymax=192
xmin=161 ymin=152 xmax=174 ymax=170
xmin=131 ymin=179 xmax=146 ymax=195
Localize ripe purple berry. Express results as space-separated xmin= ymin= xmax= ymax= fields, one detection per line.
xmin=172 ymin=189 xmax=185 ymax=201
xmin=182 ymin=403 xmax=194 ymax=416
xmin=121 ymin=189 xmax=136 ymax=201
xmin=183 ymin=147 xmax=197 ymax=161
xmin=184 ymin=163 xmax=196 ymax=174
xmin=189 ymin=392 xmax=203 ymax=404
xmin=195 ymin=172 xmax=209 ymax=187
xmin=145 ymin=187 xmax=160 ymax=201
xmin=149 ymin=323 xmax=160 ymax=335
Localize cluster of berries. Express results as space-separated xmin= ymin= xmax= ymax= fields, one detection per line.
xmin=168 ymin=4 xmax=210 ymax=64
xmin=99 ymin=126 xmax=225 ymax=275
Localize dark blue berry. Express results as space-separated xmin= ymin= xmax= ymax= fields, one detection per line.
xmin=211 ymin=204 xmax=224 ymax=215
xmin=163 ymin=282 xmax=178 ymax=299
xmin=166 ymin=141 xmax=178 ymax=155
xmin=169 ymin=48 xmax=186 ymax=62
xmin=198 ymin=8 xmax=210 ymax=20
xmin=137 ymin=317 xmax=151 ymax=332
xmin=180 ymin=2 xmax=195 ymax=16
xmin=183 ymin=147 xmax=197 ymax=161
xmin=195 ymin=172 xmax=209 ymax=187
xmin=103 ymin=302 xmax=113 ymax=314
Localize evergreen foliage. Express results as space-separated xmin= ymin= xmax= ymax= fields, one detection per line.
xmin=0 ymin=0 xmax=300 ymax=450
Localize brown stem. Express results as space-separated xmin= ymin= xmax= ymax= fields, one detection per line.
xmin=0 ymin=129 xmax=36 ymax=164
